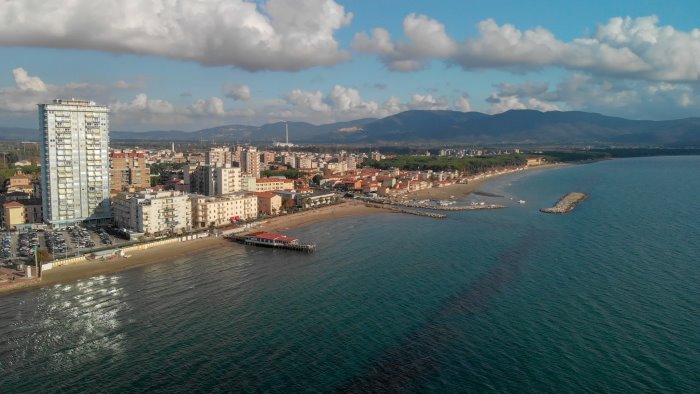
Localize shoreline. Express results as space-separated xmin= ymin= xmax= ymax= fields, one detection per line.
xmin=0 ymin=202 xmax=390 ymax=295
xmin=405 ymin=163 xmax=569 ymax=200
xmin=0 ymin=163 xmax=569 ymax=295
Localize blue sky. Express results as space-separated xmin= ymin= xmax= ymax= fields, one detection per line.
xmin=1 ymin=0 xmax=700 ymax=131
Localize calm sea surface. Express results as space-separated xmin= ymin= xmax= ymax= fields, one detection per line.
xmin=1 ymin=156 xmax=698 ymax=393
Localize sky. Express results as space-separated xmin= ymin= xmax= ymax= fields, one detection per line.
xmin=2 ymin=0 xmax=700 ymax=131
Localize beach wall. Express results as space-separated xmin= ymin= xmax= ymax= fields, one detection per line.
xmin=42 ymin=234 xmax=215 ymax=272
xmin=42 ymin=256 xmax=87 ymax=271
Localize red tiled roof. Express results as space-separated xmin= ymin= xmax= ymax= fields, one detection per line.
xmin=256 ymin=178 xmax=293 ymax=183
xmin=253 ymin=192 xmax=277 ymax=198
xmin=110 ymin=152 xmax=145 ymax=158
xmin=250 ymin=232 xmax=298 ymax=243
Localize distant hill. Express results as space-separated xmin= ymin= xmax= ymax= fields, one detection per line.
xmin=3 ymin=110 xmax=700 ymax=146
xmin=0 ymin=127 xmax=40 ymax=141
xmin=336 ymin=110 xmax=700 ymax=146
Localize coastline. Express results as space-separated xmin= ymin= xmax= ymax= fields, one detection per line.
xmin=252 ymin=200 xmax=388 ymax=233
xmin=0 ymin=201 xmax=390 ymax=295
xmin=0 ymin=163 xmax=568 ymax=295
xmin=405 ymin=163 xmax=569 ymax=200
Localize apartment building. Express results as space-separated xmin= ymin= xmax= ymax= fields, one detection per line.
xmin=39 ymin=99 xmax=111 ymax=227
xmin=255 ymin=178 xmax=295 ymax=192
xmin=206 ymin=147 xmax=232 ymax=167
xmin=252 ymin=192 xmax=282 ymax=215
xmin=241 ymin=147 xmax=260 ymax=177
xmin=184 ymin=164 xmax=241 ymax=196
xmin=109 ymin=152 xmax=150 ymax=191
xmin=1 ymin=199 xmax=42 ymax=230
xmin=190 ymin=193 xmax=257 ymax=228
xmin=4 ymin=171 xmax=33 ymax=194
xmin=112 ymin=190 xmax=191 ymax=234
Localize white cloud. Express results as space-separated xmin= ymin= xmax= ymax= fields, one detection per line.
xmin=486 ymin=81 xmax=561 ymax=113
xmin=223 ymin=84 xmax=251 ymax=101
xmin=487 ymin=94 xmax=560 ymax=114
xmin=0 ymin=67 xmax=108 ymax=112
xmin=0 ymin=0 xmax=352 ymax=71
xmin=484 ymin=74 xmax=700 ymax=119
xmin=352 ymin=13 xmax=455 ymax=71
xmin=286 ymin=89 xmax=332 ymax=113
xmin=357 ymin=14 xmax=700 ymax=81
xmin=281 ymin=85 xmax=404 ymax=122
xmin=453 ymin=96 xmax=472 ymax=112
xmin=13 ymin=68 xmax=47 ymax=92
xmin=189 ymin=97 xmax=226 ymax=116
xmin=408 ymin=93 xmax=449 ymax=110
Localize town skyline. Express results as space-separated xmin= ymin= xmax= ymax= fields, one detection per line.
xmin=2 ymin=0 xmax=700 ymax=131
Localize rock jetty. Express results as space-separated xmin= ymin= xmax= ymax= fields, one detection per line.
xmin=540 ymin=192 xmax=587 ymax=214
xmin=386 ymin=201 xmax=506 ymax=211
xmin=365 ymin=203 xmax=447 ymax=219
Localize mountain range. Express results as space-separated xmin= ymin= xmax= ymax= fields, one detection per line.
xmin=3 ymin=109 xmax=700 ymax=146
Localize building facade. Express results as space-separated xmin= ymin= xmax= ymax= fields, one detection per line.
xmin=39 ymin=99 xmax=111 ymax=226
xmin=4 ymin=171 xmax=33 ymax=194
xmin=253 ymin=192 xmax=282 ymax=215
xmin=190 ymin=193 xmax=257 ymax=228
xmin=255 ymin=178 xmax=295 ymax=192
xmin=184 ymin=164 xmax=241 ymax=196
xmin=1 ymin=199 xmax=43 ymax=230
xmin=113 ymin=190 xmax=191 ymax=234
xmin=109 ymin=152 xmax=150 ymax=192
xmin=206 ymin=147 xmax=232 ymax=167
xmin=241 ymin=147 xmax=260 ymax=178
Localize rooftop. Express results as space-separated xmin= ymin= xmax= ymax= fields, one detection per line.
xmin=248 ymin=232 xmax=298 ymax=243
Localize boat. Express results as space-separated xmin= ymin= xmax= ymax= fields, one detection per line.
xmin=518 ymin=200 xmax=526 ymax=204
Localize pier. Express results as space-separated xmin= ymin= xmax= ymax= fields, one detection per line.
xmin=540 ymin=192 xmax=588 ymax=214
xmin=228 ymin=232 xmax=317 ymax=252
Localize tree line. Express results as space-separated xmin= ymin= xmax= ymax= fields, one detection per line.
xmin=363 ymin=155 xmax=527 ymax=174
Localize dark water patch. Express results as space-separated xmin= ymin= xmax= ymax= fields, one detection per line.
xmin=337 ymin=233 xmax=545 ymax=393
xmin=472 ymin=190 xmax=504 ymax=198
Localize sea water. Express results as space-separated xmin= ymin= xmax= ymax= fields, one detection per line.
xmin=1 ymin=156 xmax=698 ymax=392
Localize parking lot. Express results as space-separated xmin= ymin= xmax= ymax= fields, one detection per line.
xmin=1 ymin=226 xmax=129 ymax=263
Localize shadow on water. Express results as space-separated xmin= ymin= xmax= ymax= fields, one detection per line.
xmin=336 ymin=232 xmax=547 ymax=393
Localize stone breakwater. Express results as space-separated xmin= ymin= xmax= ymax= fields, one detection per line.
xmin=388 ymin=201 xmax=507 ymax=211
xmin=540 ymin=192 xmax=588 ymax=214
xmin=365 ymin=203 xmax=447 ymax=219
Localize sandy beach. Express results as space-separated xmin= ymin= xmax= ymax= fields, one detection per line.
xmin=406 ymin=176 xmax=494 ymax=200
xmin=0 ymin=164 xmax=568 ymax=295
xmin=0 ymin=201 xmax=389 ymax=295
xmin=406 ymin=163 xmax=568 ymax=200
xmin=252 ymin=200 xmax=388 ymax=233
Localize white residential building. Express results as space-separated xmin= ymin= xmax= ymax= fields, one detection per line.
xmin=190 ymin=193 xmax=257 ymax=228
xmin=39 ymin=99 xmax=111 ymax=226
xmin=113 ymin=190 xmax=192 ymax=234
xmin=206 ymin=147 xmax=232 ymax=167
xmin=241 ymin=147 xmax=260 ymax=177
xmin=215 ymin=165 xmax=241 ymax=195
xmin=184 ymin=164 xmax=241 ymax=196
